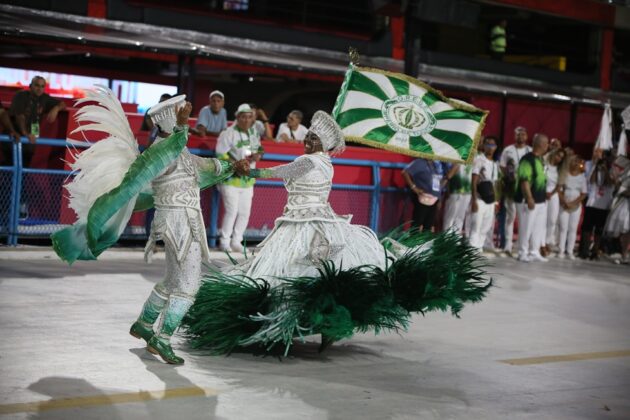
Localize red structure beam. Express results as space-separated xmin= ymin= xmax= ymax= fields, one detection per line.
xmin=87 ymin=0 xmax=107 ymax=19
xmin=600 ymin=29 xmax=613 ymax=91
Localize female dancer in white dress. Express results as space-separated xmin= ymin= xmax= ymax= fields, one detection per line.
xmin=183 ymin=111 xmax=491 ymax=355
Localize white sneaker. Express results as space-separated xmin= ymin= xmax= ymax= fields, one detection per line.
xmin=517 ymin=254 xmax=531 ymax=263
xmin=566 ymin=253 xmax=576 ymax=260
xmin=529 ymin=253 xmax=548 ymax=262
xmin=231 ymin=243 xmax=245 ymax=253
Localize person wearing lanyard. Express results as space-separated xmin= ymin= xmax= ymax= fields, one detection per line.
xmin=402 ymin=158 xmax=445 ymax=232
xmin=499 ymin=126 xmax=532 ymax=256
xmin=216 ymin=104 xmax=264 ymax=252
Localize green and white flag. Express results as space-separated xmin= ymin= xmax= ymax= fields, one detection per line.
xmin=332 ymin=65 xmax=488 ymax=163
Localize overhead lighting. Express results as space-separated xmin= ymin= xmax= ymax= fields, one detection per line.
xmin=552 ymin=94 xmax=571 ymax=101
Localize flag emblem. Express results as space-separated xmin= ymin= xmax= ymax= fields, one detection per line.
xmin=382 ymin=95 xmax=436 ymax=136
xmin=332 ymin=65 xmax=488 ymax=163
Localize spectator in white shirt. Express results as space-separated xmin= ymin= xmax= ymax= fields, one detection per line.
xmin=499 ymin=126 xmax=532 ymax=256
xmin=557 ymin=155 xmax=588 ymax=259
xmin=276 ymin=110 xmax=308 ymax=143
xmin=579 ymin=149 xmax=615 ymax=259
xmin=469 ymin=137 xmax=499 ymax=251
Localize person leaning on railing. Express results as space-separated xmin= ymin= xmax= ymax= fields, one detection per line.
xmin=3 ymin=76 xmax=66 ymax=167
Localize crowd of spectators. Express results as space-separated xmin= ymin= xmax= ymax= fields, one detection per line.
xmin=2 ymin=80 xmax=627 ymax=263
xmin=403 ymin=126 xmax=630 ymax=265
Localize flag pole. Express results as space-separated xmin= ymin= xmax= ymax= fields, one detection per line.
xmin=331 ymin=48 xmax=359 ymax=119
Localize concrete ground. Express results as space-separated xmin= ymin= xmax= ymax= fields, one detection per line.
xmin=0 ymin=247 xmax=629 ymax=420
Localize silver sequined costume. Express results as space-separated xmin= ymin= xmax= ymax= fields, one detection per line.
xmin=139 ymin=128 xmax=226 ymax=340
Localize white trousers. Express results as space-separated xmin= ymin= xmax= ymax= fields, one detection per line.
xmin=443 ymin=193 xmax=471 ymax=233
xmin=558 ymin=206 xmax=582 ymax=255
xmin=503 ymin=198 xmax=517 ymax=251
xmin=544 ymin=193 xmax=560 ymax=247
xmin=218 ymin=185 xmax=254 ymax=248
xmin=517 ymin=202 xmax=546 ymax=257
xmin=469 ymin=199 xmax=495 ymax=250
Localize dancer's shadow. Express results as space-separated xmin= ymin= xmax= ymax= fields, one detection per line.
xmin=129 ymin=347 xmax=219 ymax=420
xmin=184 ymin=338 xmax=475 ymax=420
xmin=27 ymin=376 xmax=123 ymax=420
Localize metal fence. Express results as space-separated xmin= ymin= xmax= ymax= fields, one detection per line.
xmin=0 ymin=135 xmax=410 ymax=247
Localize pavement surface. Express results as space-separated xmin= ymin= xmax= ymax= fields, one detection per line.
xmin=0 ymin=246 xmax=629 ymax=419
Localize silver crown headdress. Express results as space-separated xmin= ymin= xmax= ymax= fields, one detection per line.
xmin=148 ymin=94 xmax=186 ymax=133
xmin=309 ymin=111 xmax=345 ymax=155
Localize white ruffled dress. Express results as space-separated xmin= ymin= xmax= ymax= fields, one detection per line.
xmin=231 ymin=152 xmax=388 ymax=285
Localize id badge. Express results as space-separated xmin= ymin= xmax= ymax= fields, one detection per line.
xmin=432 ymin=174 xmax=441 ymax=192
xmin=30 ymin=122 xmax=40 ymax=137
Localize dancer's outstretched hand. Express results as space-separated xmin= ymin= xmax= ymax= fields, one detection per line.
xmin=233 ymin=159 xmax=251 ymax=176
xmin=176 ymin=102 xmax=193 ymax=126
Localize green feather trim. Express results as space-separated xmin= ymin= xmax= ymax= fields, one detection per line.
xmin=182 ymin=270 xmax=272 ymax=355
xmin=183 ymin=229 xmax=492 ymax=355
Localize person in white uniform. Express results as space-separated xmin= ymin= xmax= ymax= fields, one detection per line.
xmin=216 ymin=103 xmax=264 ymax=252
xmin=557 ymin=155 xmax=588 ymax=259
xmin=499 ymin=126 xmax=532 ymax=255
xmin=469 ymin=137 xmax=499 ymax=251
xmin=541 ymin=147 xmax=566 ymax=255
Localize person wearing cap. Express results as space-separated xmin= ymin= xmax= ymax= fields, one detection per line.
xmin=216 ymin=103 xmax=264 ymax=252
xmin=499 ymin=126 xmax=532 ymax=256
xmin=194 ymin=90 xmax=227 ymax=137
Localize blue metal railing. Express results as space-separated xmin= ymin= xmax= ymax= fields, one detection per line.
xmin=0 ymin=135 xmax=409 ymax=246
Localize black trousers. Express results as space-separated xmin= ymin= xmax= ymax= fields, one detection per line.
xmin=411 ymin=194 xmax=438 ymax=231
xmin=581 ymin=206 xmax=609 ymax=237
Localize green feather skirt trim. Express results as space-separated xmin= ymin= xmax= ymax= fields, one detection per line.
xmin=182 ymin=230 xmax=492 ymax=355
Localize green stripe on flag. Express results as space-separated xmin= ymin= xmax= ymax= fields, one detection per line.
xmin=364 ymin=125 xmax=396 ymax=144
xmin=434 ymin=109 xmax=484 ymax=122
xmin=387 ymin=76 xmax=409 ymax=97
xmin=350 ymin=72 xmax=390 ymax=102
xmin=421 ymin=92 xmax=441 ymax=106
xmin=411 ymin=136 xmax=434 ymax=155
xmin=337 ymin=108 xmax=384 ymax=129
xmin=430 ymin=129 xmax=474 ymax=159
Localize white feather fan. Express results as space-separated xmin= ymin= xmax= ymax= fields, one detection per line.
xmin=65 ymin=85 xmax=139 ymax=219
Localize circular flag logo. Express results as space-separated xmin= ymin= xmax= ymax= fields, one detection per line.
xmin=382 ymin=95 xmax=436 ymax=137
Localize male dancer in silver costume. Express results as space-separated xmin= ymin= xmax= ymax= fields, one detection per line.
xmin=129 ymin=98 xmax=230 ymax=364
